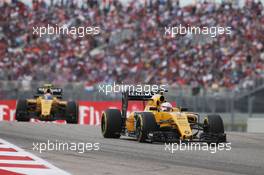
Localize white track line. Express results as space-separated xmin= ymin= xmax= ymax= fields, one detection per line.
xmin=0 ymin=138 xmax=71 ymax=175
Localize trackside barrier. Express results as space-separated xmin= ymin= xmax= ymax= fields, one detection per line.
xmin=0 ymin=100 xmax=253 ymax=132
xmin=247 ymin=118 xmax=264 ymax=133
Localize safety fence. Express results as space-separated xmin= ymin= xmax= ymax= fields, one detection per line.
xmin=0 ymin=100 xmax=145 ymax=125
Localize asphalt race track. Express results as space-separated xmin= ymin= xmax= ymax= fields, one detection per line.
xmin=0 ymin=121 xmax=263 ymax=175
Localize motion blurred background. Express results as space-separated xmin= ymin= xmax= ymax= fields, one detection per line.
xmin=0 ymin=0 xmax=263 ymax=131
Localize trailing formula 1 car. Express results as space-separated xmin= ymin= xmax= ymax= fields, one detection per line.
xmin=101 ymin=90 xmax=226 ymax=143
xmin=16 ymin=84 xmax=78 ymax=124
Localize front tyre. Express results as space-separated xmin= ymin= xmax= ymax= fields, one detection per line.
xmin=203 ymin=114 xmax=224 ymax=133
xmin=136 ymin=112 xmax=157 ymax=143
xmin=66 ymin=101 xmax=79 ymax=124
xmin=16 ymin=100 xmax=30 ymax=122
xmin=101 ymin=109 xmax=122 ymax=138
xmin=202 ymin=114 xmax=226 ymax=143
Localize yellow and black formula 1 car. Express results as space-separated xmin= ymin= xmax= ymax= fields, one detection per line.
xmin=101 ymin=91 xmax=226 ymax=143
xmin=16 ymin=84 xmax=78 ymax=124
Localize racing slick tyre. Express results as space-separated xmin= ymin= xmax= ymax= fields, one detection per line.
xmin=204 ymin=114 xmax=224 ymax=133
xmin=101 ymin=109 xmax=122 ymax=138
xmin=201 ymin=114 xmax=226 ymax=143
xmin=16 ymin=100 xmax=30 ymax=122
xmin=136 ymin=112 xmax=157 ymax=143
xmin=66 ymin=101 xmax=79 ymax=124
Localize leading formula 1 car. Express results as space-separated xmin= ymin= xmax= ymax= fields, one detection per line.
xmin=101 ymin=90 xmax=226 ymax=143
xmin=16 ymin=84 xmax=78 ymax=124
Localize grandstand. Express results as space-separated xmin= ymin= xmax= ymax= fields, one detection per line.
xmin=0 ymin=0 xmax=263 ymax=88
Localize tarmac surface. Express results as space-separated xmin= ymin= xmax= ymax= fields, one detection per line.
xmin=0 ymin=121 xmax=263 ymax=175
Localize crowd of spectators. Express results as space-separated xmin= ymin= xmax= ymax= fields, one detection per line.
xmin=0 ymin=0 xmax=263 ymax=90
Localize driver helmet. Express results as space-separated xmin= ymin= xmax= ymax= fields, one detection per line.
xmin=160 ymin=102 xmax=173 ymax=112
xmin=44 ymin=89 xmax=52 ymax=100
xmin=46 ymin=88 xmax=51 ymax=94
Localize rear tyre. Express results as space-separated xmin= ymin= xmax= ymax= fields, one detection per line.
xmin=16 ymin=100 xmax=30 ymax=122
xmin=101 ymin=109 xmax=122 ymax=138
xmin=66 ymin=101 xmax=79 ymax=124
xmin=136 ymin=112 xmax=157 ymax=143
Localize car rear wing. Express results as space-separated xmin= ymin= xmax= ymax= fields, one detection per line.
xmin=121 ymin=89 xmax=167 ymax=121
xmin=125 ymin=92 xmax=153 ymax=101
xmin=35 ymin=87 xmax=63 ymax=98
xmin=122 ymin=89 xmax=167 ymax=101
